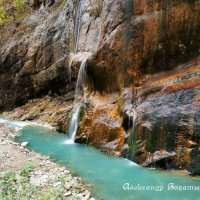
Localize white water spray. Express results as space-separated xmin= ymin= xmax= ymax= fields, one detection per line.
xmin=67 ymin=105 xmax=81 ymax=144
xmin=67 ymin=58 xmax=88 ymax=143
xmin=75 ymin=58 xmax=88 ymax=102
xmin=66 ymin=0 xmax=90 ymax=143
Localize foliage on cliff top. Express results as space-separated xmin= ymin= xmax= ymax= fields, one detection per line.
xmin=0 ymin=0 xmax=29 ymax=26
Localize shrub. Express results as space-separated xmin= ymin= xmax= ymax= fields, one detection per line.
xmin=0 ymin=0 xmax=26 ymax=25
xmin=0 ymin=163 xmax=68 ymax=200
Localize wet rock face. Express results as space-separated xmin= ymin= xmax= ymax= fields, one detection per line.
xmin=1 ymin=0 xmax=200 ymax=109
xmin=76 ymin=60 xmax=200 ymax=172
xmin=86 ymin=0 xmax=200 ymax=92
xmin=76 ymin=0 xmax=200 ymax=171
xmin=87 ymin=105 xmax=125 ymax=154
xmin=76 ymin=94 xmax=125 ymax=155
xmin=133 ymin=61 xmax=200 ymax=171
xmin=0 ymin=1 xmax=75 ymax=111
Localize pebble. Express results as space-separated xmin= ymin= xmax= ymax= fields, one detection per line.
xmin=82 ymin=191 xmax=91 ymax=200
xmin=0 ymin=123 xmax=92 ymax=199
xmin=60 ymin=167 xmax=66 ymax=172
xmin=21 ymin=141 xmax=28 ymax=147
xmin=64 ymin=191 xmax=72 ymax=197
xmin=65 ymin=184 xmax=72 ymax=190
xmin=64 ymin=169 xmax=70 ymax=174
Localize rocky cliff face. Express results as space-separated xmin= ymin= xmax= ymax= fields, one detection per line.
xmin=76 ymin=0 xmax=200 ymax=174
xmin=1 ymin=0 xmax=200 ymax=174
xmin=86 ymin=0 xmax=200 ymax=91
xmin=0 ymin=0 xmax=74 ymax=110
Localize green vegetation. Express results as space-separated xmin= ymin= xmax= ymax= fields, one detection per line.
xmin=0 ymin=163 xmax=67 ymax=200
xmin=0 ymin=0 xmax=26 ymax=25
xmin=127 ymin=126 xmax=138 ymax=160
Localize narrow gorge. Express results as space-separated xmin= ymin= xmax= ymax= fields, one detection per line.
xmin=0 ymin=0 xmax=200 ymax=199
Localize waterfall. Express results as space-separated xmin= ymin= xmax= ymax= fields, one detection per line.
xmin=67 ymin=58 xmax=88 ymax=143
xmin=67 ymin=105 xmax=81 ymax=144
xmin=67 ymin=0 xmax=90 ymax=143
xmin=74 ymin=58 xmax=88 ymax=102
xmin=74 ymin=0 xmax=83 ymax=54
xmin=66 ymin=0 xmax=83 ymax=92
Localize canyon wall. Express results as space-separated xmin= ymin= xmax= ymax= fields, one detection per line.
xmin=1 ymin=0 xmax=200 ymax=174
xmin=75 ymin=0 xmax=200 ymax=174
xmin=0 ymin=0 xmax=75 ymax=110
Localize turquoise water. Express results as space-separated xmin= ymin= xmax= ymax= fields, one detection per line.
xmin=1 ymin=117 xmax=200 ymax=200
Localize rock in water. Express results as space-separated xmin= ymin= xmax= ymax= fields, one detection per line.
xmin=21 ymin=142 xmax=28 ymax=147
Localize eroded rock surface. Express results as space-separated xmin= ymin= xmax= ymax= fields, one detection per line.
xmin=1 ymin=0 xmax=200 ymax=174
xmin=0 ymin=0 xmax=74 ymax=111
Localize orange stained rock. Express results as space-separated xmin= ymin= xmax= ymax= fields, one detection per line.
xmin=145 ymin=61 xmax=200 ymax=86
xmin=162 ymin=80 xmax=200 ymax=95
xmin=139 ymin=60 xmax=200 ymax=97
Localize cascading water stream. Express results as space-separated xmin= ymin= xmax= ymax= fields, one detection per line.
xmin=67 ymin=58 xmax=88 ymax=143
xmin=67 ymin=105 xmax=81 ymax=144
xmin=66 ymin=0 xmax=87 ymax=143
xmin=74 ymin=58 xmax=87 ymax=102
xmin=67 ymin=0 xmax=83 ymax=84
